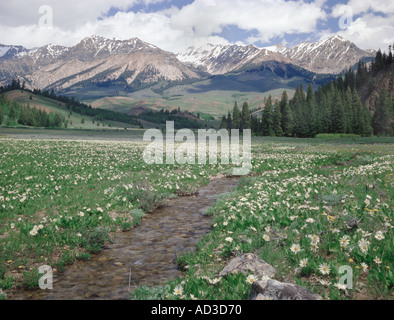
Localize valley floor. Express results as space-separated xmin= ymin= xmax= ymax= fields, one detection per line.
xmin=0 ymin=131 xmax=393 ymax=300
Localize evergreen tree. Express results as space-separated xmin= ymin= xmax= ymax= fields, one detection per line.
xmin=337 ymin=75 xmax=345 ymax=92
xmin=292 ymin=85 xmax=308 ymax=137
xmin=356 ymin=60 xmax=368 ymax=89
xmin=280 ymin=91 xmax=294 ymax=136
xmin=331 ymin=90 xmax=346 ymax=133
xmin=349 ymin=90 xmax=372 ymax=136
xmin=372 ymin=89 xmax=392 ymax=136
xmin=279 ymin=91 xmax=288 ymax=114
xmin=262 ymin=95 xmax=274 ymax=136
xmin=45 ymin=112 xmax=51 ymax=127
xmin=232 ymin=102 xmax=241 ymax=129
xmin=344 ymin=68 xmax=356 ymax=91
xmin=0 ymin=106 xmax=3 ymax=125
xmin=241 ymin=102 xmax=251 ymax=131
xmin=220 ymin=115 xmax=227 ymax=129
xmin=18 ymin=106 xmax=27 ymax=125
xmin=343 ymin=87 xmax=353 ymax=133
xmin=371 ymin=49 xmax=385 ymax=75
xmin=388 ymin=46 xmax=393 ymax=65
xmin=306 ymin=83 xmax=317 ymax=136
xmin=273 ymin=101 xmax=283 ymax=137
xmin=361 ymin=104 xmax=373 ymax=137
xmin=226 ymin=111 xmax=232 ymax=130
xmin=251 ymin=115 xmax=260 ymax=135
xmin=281 ymin=95 xmax=294 ymax=136
xmin=322 ymin=93 xmax=332 ymax=133
xmin=351 ymin=89 xmax=362 ymax=134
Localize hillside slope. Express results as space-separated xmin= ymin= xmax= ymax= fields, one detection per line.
xmin=0 ymin=36 xmax=201 ymax=93
xmin=2 ymin=90 xmax=138 ymax=129
xmin=359 ymin=63 xmax=394 ymax=112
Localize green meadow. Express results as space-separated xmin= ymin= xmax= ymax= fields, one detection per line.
xmin=0 ymin=133 xmax=393 ymax=300
xmin=89 ymin=87 xmax=294 ymax=119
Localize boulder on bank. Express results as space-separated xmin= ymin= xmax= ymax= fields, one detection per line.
xmin=249 ymin=279 xmax=323 ymax=300
xmin=219 ymin=253 xmax=276 ymax=278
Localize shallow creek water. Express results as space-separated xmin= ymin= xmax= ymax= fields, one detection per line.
xmin=10 ymin=177 xmax=239 ymax=300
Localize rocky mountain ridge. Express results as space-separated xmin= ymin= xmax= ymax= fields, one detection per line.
xmin=0 ymin=35 xmax=375 ymax=93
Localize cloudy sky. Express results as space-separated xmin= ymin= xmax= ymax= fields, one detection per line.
xmin=0 ymin=0 xmax=393 ymax=53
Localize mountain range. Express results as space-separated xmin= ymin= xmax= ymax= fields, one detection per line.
xmin=0 ymin=35 xmax=375 ymax=97
xmin=177 ymin=35 xmax=375 ymax=75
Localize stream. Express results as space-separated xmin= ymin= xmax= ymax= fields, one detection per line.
xmin=9 ymin=177 xmax=239 ymax=300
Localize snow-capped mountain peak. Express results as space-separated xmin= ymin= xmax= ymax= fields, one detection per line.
xmin=282 ymin=35 xmax=374 ymax=73
xmin=0 ymin=45 xmax=11 ymax=58
xmin=0 ymin=44 xmax=29 ymax=60
xmin=176 ymin=43 xmax=289 ymax=74
xmin=0 ymin=34 xmax=377 ymax=93
xmin=28 ymin=44 xmax=69 ymax=62
xmin=177 ymin=35 xmax=374 ymax=75
xmin=0 ymin=35 xmax=199 ymax=92
xmin=263 ymin=43 xmax=288 ymax=54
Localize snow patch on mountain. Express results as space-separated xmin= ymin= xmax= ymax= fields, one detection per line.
xmin=0 ymin=46 xmax=11 ymax=58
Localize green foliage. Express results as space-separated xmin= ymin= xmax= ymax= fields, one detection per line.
xmin=0 ymin=264 xmax=6 ymax=279
xmin=238 ymin=49 xmax=393 ymax=138
xmin=0 ymin=135 xmax=391 ymax=300
xmin=0 ymin=82 xmax=141 ymax=127
xmin=0 ymin=276 xmax=13 ymax=290
xmin=15 ymin=100 xmax=65 ymax=128
xmin=8 ymin=104 xmax=16 ymax=121
xmin=273 ymin=101 xmax=283 ymax=137
xmin=56 ymin=250 xmax=75 ymax=273
xmin=316 ymin=133 xmax=361 ymax=139
xmin=232 ymin=102 xmax=241 ymax=129
xmin=130 ymin=140 xmax=393 ymax=301
xmin=262 ymin=95 xmax=274 ymax=136
xmin=249 ymin=83 xmax=381 ymax=138
xmin=372 ymin=89 xmax=393 ymax=136
xmin=280 ymin=91 xmax=294 ymax=136
xmin=227 ymin=111 xmax=232 ymax=129
xmin=81 ymin=226 xmax=111 ymax=254
xmin=0 ymin=137 xmax=236 ymax=294
xmin=138 ymin=109 xmax=204 ymax=129
xmin=220 ymin=115 xmax=227 ymax=129
xmin=130 ymin=209 xmax=145 ymax=225
xmin=75 ymin=253 xmax=92 ymax=261
xmin=22 ymin=268 xmax=40 ymax=289
xmin=241 ymin=102 xmax=251 ymax=131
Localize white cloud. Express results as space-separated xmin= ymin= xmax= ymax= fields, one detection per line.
xmin=330 ymin=0 xmax=394 ymax=51
xmin=0 ymin=0 xmax=353 ymax=53
xmin=337 ymin=13 xmax=394 ymax=51
xmin=0 ymin=0 xmax=143 ymax=28
xmin=332 ymin=0 xmax=394 ymax=17
xmin=169 ymin=0 xmax=327 ymax=44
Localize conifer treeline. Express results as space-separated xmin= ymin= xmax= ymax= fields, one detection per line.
xmin=220 ymin=83 xmax=374 ymax=137
xmin=0 ymin=81 xmax=140 ymax=126
xmin=221 ymin=47 xmax=394 ymax=137
xmin=0 ymin=94 xmax=66 ymax=128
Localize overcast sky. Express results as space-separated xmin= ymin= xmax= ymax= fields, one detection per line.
xmin=0 ymin=0 xmax=393 ymax=52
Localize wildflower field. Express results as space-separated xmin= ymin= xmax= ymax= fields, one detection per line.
xmin=0 ymin=135 xmax=393 ymax=300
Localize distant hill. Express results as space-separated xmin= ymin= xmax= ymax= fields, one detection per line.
xmin=2 ymin=90 xmax=139 ymax=130
xmin=87 ymin=60 xmax=332 ymax=119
